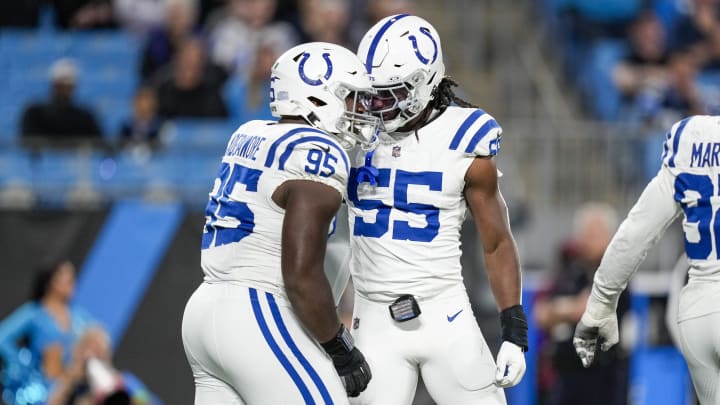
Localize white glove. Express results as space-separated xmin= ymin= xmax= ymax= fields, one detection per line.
xmin=573 ymin=292 xmax=619 ymax=368
xmin=494 ymin=341 xmax=526 ymax=387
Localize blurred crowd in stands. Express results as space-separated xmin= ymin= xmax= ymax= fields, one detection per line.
xmin=0 ymin=0 xmax=415 ymax=209
xmin=0 ymin=0 xmax=414 ymax=148
xmin=0 ymin=0 xmax=413 ymax=207
xmin=542 ymin=0 xmax=720 ymax=181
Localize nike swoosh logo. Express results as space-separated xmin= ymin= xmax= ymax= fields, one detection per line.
xmin=311 ymin=143 xmax=331 ymax=153
xmin=447 ymin=309 xmax=463 ymax=322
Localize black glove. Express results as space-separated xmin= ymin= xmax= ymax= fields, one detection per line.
xmin=321 ymin=324 xmax=372 ymax=397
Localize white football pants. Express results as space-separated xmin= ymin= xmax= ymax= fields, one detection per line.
xmin=348 ymin=288 xmax=506 ymax=405
xmin=182 ymin=282 xmax=349 ymax=405
xmin=677 ymin=311 xmax=720 ymax=405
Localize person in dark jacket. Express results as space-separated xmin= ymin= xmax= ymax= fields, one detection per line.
xmin=20 ymin=58 xmax=103 ymax=143
xmin=153 ymin=37 xmax=228 ymax=119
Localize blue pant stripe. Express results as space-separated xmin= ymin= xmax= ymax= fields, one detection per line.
xmin=249 ymin=288 xmax=315 ymax=404
xmin=266 ymin=292 xmax=335 ymax=405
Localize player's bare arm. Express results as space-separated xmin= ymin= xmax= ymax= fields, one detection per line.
xmin=464 ymin=155 xmax=528 ymax=388
xmin=273 ymin=179 xmax=343 ymax=342
xmin=274 ymin=179 xmax=372 ymax=397
xmin=464 ymin=156 xmax=521 ymax=311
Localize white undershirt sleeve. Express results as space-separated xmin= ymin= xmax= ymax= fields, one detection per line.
xmin=591 ymin=166 xmax=682 ymax=307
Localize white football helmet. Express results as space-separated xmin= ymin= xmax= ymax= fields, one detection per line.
xmin=270 ymin=42 xmax=379 ymax=150
xmin=357 ymin=14 xmax=445 ymax=133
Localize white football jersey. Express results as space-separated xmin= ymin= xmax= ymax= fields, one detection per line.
xmin=594 ymin=115 xmax=720 ymax=322
xmin=347 ymin=106 xmax=502 ymax=301
xmin=200 ymin=120 xmax=350 ymax=299
xmin=661 ymin=115 xmax=720 ymax=321
xmin=661 ymin=115 xmax=720 ymax=281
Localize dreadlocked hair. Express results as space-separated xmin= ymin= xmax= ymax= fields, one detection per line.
xmin=430 ymin=77 xmax=479 ymax=110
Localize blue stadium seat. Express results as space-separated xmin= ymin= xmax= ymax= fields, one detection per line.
xmin=697 ymin=71 xmax=720 ymax=115
xmin=76 ymin=75 xmax=136 ymax=101
xmin=578 ymin=39 xmax=627 ymax=120
xmin=162 ymin=119 xmax=236 ymax=152
xmin=654 ymin=0 xmax=683 ymax=32
xmin=224 ymin=75 xmax=275 ymax=122
xmin=91 ymin=152 xmax=151 ymax=197
xmin=88 ymin=95 xmax=133 ymax=138
xmin=567 ymin=0 xmax=641 ymax=22
xmin=64 ymin=31 xmax=140 ymax=57
xmin=0 ymin=149 xmax=32 ymax=186
xmin=163 ymin=153 xmax=219 ymax=205
xmin=31 ymin=151 xmax=83 ymax=194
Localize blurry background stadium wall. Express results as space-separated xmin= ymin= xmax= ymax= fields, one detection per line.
xmin=0 ymin=0 xmax=712 ymax=403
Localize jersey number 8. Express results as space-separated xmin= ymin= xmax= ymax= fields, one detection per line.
xmin=675 ymin=172 xmax=720 ymax=260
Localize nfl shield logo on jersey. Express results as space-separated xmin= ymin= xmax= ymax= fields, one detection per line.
xmin=392 ymin=145 xmax=401 ymax=157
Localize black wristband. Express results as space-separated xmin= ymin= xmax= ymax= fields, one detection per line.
xmin=321 ymin=324 xmax=354 ymax=356
xmin=500 ymin=304 xmax=529 ymax=352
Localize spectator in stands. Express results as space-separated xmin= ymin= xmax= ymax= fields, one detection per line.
xmin=197 ymin=0 xmax=225 ymax=26
xmin=20 ymin=58 xmax=103 ymax=143
xmin=0 ymin=260 xmax=95 ymax=401
xmin=671 ymin=0 xmax=720 ymax=70
xmin=140 ymin=0 xmax=199 ymax=80
xmin=48 ymin=327 xmax=159 ymax=405
xmin=114 ymin=0 xmax=170 ymax=37
xmin=347 ymin=0 xmax=413 ymax=46
xmin=225 ymin=25 xmax=285 ymax=122
xmin=297 ymin=0 xmax=352 ymax=48
xmin=53 ymin=0 xmax=116 ymax=29
xmin=118 ymin=87 xmax=166 ymax=149
xmin=154 ymin=37 xmax=229 ymax=118
xmin=614 ymin=10 xmax=705 ymax=123
xmin=206 ymin=0 xmax=297 ymax=77
xmin=533 ymin=203 xmax=630 ymax=405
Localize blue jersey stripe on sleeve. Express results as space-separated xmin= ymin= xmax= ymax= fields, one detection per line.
xmin=265 ymin=127 xmax=327 ymax=168
xmin=266 ymin=293 xmax=334 ymax=405
xmin=365 ymin=14 xmax=410 ymax=74
xmin=464 ymin=119 xmax=500 ymax=154
xmin=668 ymin=117 xmax=692 ymax=168
xmin=661 ymin=131 xmax=671 ymax=161
xmin=249 ymin=288 xmax=315 ymax=404
xmin=278 ymin=136 xmax=349 ymax=174
xmin=449 ymin=109 xmax=485 ymax=151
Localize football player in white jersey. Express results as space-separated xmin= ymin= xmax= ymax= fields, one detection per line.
xmin=346 ymin=15 xmax=528 ymax=404
xmin=574 ymin=115 xmax=720 ymax=404
xmin=181 ymin=42 xmax=380 ymax=404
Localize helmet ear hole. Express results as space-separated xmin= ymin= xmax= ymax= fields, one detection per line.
xmin=307 ymin=96 xmax=327 ymax=106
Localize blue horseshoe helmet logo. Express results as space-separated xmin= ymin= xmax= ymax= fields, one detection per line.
xmin=298 ymin=52 xmax=333 ymax=86
xmin=407 ymin=27 xmax=438 ymax=65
